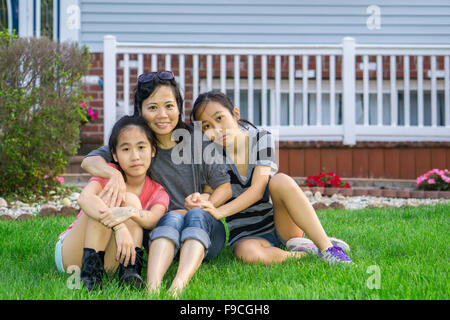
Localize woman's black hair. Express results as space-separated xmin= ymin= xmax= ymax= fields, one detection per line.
xmin=108 ymin=115 xmax=157 ymax=164
xmin=190 ymin=90 xmax=257 ymax=129
xmin=133 ymin=72 xmax=192 ymax=133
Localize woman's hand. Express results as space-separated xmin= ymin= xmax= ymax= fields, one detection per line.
xmin=99 ymin=206 xmax=138 ymax=228
xmin=98 ymin=170 xmax=127 ymax=208
xmin=184 ymin=192 xmax=203 ymax=210
xmin=200 ymin=200 xmax=224 ymax=220
xmin=114 ymin=225 xmax=136 ymax=267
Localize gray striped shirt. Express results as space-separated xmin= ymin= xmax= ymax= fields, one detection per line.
xmin=224 ymin=125 xmax=278 ymax=246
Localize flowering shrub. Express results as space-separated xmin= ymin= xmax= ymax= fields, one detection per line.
xmin=0 ymin=30 xmax=90 ymax=198
xmin=304 ymin=172 xmax=351 ymax=188
xmin=416 ymin=169 xmax=450 ymax=191
xmin=79 ymin=100 xmax=98 ymax=124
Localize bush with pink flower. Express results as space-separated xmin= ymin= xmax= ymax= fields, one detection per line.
xmin=416 ymin=169 xmax=450 ymax=191
xmin=79 ymin=100 xmax=98 ymax=124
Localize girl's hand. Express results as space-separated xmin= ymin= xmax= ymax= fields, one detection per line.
xmin=114 ymin=225 xmax=136 ymax=267
xmin=99 ymin=206 xmax=138 ymax=228
xmin=184 ymin=192 xmax=203 ymax=210
xmin=200 ymin=200 xmax=223 ymax=220
xmin=98 ymin=170 xmax=127 ymax=208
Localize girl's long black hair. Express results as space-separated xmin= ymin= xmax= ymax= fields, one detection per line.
xmin=190 ymin=90 xmax=257 ymax=129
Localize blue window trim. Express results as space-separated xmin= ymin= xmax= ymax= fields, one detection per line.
xmin=56 ymin=0 xmax=60 ymax=41
xmin=32 ymin=0 xmax=35 ymax=36
xmin=11 ymin=0 xmax=18 ymax=33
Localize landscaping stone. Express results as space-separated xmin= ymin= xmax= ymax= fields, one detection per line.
xmin=310 ymin=187 xmax=325 ymax=195
xmin=438 ymin=191 xmax=450 ymax=199
xmin=0 ymin=198 xmax=7 ymax=208
xmin=338 ymin=189 xmax=353 ymax=196
xmin=409 ymin=190 xmax=425 ymax=199
xmin=396 ymin=190 xmax=411 ymax=198
xmin=424 ymin=191 xmax=439 ymax=199
xmin=16 ymin=213 xmax=34 ymax=221
xmin=60 ymin=205 xmax=79 ymax=217
xmin=352 ymin=189 xmax=368 ymax=196
xmin=313 ymin=202 xmax=330 ymax=210
xmin=368 ymin=189 xmax=383 ymax=197
xmin=0 ymin=213 xmax=14 ymax=220
xmin=314 ymin=191 xmax=323 ymax=199
xmin=303 ymin=190 xmax=313 ymax=198
xmin=61 ymin=198 xmax=72 ymax=207
xmin=329 ymin=201 xmax=345 ymax=209
xmin=39 ymin=205 xmax=59 ymax=217
xmin=382 ymin=189 xmax=397 ymax=198
xmin=324 ymin=188 xmax=339 ymax=196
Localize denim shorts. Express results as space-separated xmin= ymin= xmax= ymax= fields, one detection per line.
xmin=231 ymin=228 xmax=286 ymax=250
xmin=146 ymin=208 xmax=226 ymax=261
xmin=55 ymin=231 xmax=69 ymax=273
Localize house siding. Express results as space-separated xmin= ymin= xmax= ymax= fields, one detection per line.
xmin=81 ymin=0 xmax=450 ymax=52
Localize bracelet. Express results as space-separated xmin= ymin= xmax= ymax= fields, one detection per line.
xmin=113 ymin=225 xmax=125 ymax=233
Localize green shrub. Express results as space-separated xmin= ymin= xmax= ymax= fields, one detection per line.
xmin=0 ymin=31 xmax=91 ymax=198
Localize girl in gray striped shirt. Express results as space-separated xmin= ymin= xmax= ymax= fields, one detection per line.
xmin=190 ymin=91 xmax=353 ymax=266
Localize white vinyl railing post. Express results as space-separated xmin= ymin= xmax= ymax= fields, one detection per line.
xmin=103 ymin=35 xmax=117 ymax=146
xmin=342 ymin=37 xmax=356 ymax=145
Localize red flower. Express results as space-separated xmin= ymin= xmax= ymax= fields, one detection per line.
xmin=303 ymin=172 xmax=351 ymax=189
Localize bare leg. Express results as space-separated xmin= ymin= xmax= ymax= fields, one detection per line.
xmin=269 ymin=173 xmax=332 ymax=252
xmin=62 ymin=213 xmax=116 ymax=271
xmin=233 ymin=238 xmax=305 ymax=265
xmin=122 ymin=192 xmax=143 ymax=248
xmin=169 ymin=239 xmax=205 ymax=298
xmin=62 ymin=192 xmax=143 ymax=273
xmin=146 ymin=237 xmax=176 ymax=293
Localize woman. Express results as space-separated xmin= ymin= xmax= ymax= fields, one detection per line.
xmin=81 ymin=71 xmax=232 ymax=297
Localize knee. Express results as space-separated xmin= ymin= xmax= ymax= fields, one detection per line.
xmin=124 ymin=218 xmax=142 ymax=234
xmin=269 ymin=173 xmax=297 ymax=192
xmin=123 ymin=192 xmax=142 ymax=210
xmin=184 ymin=208 xmax=212 ymax=229
xmin=157 ymin=211 xmax=185 ymax=230
xmin=149 ymin=211 xmax=185 ymax=249
xmin=181 ymin=209 xmax=212 ymax=250
xmin=185 ymin=208 xmax=208 ymax=220
xmin=233 ymin=240 xmax=264 ymax=264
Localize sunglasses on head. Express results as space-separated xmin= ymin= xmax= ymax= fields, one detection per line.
xmin=138 ymin=71 xmax=175 ymax=84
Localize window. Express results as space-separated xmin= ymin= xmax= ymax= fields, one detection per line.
xmin=40 ymin=0 xmax=54 ymax=39
xmin=0 ymin=0 xmax=9 ymax=30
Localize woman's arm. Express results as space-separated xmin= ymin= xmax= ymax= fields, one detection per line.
xmin=81 ymin=155 xmax=127 ymax=207
xmin=202 ymin=165 xmax=270 ymax=220
xmin=207 ymin=182 xmax=233 ymax=208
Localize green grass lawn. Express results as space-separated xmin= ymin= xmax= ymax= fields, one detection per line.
xmin=0 ymin=203 xmax=448 ymax=300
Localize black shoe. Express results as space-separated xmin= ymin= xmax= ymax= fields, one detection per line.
xmin=80 ymin=248 xmax=105 ymax=292
xmin=117 ymin=247 xmax=145 ymax=289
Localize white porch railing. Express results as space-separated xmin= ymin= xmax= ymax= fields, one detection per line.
xmin=103 ymin=35 xmax=450 ymax=146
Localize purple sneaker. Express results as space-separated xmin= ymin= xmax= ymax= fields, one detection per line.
xmin=319 ymin=245 xmax=353 ymax=266
xmin=328 ymin=237 xmax=351 ymax=252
